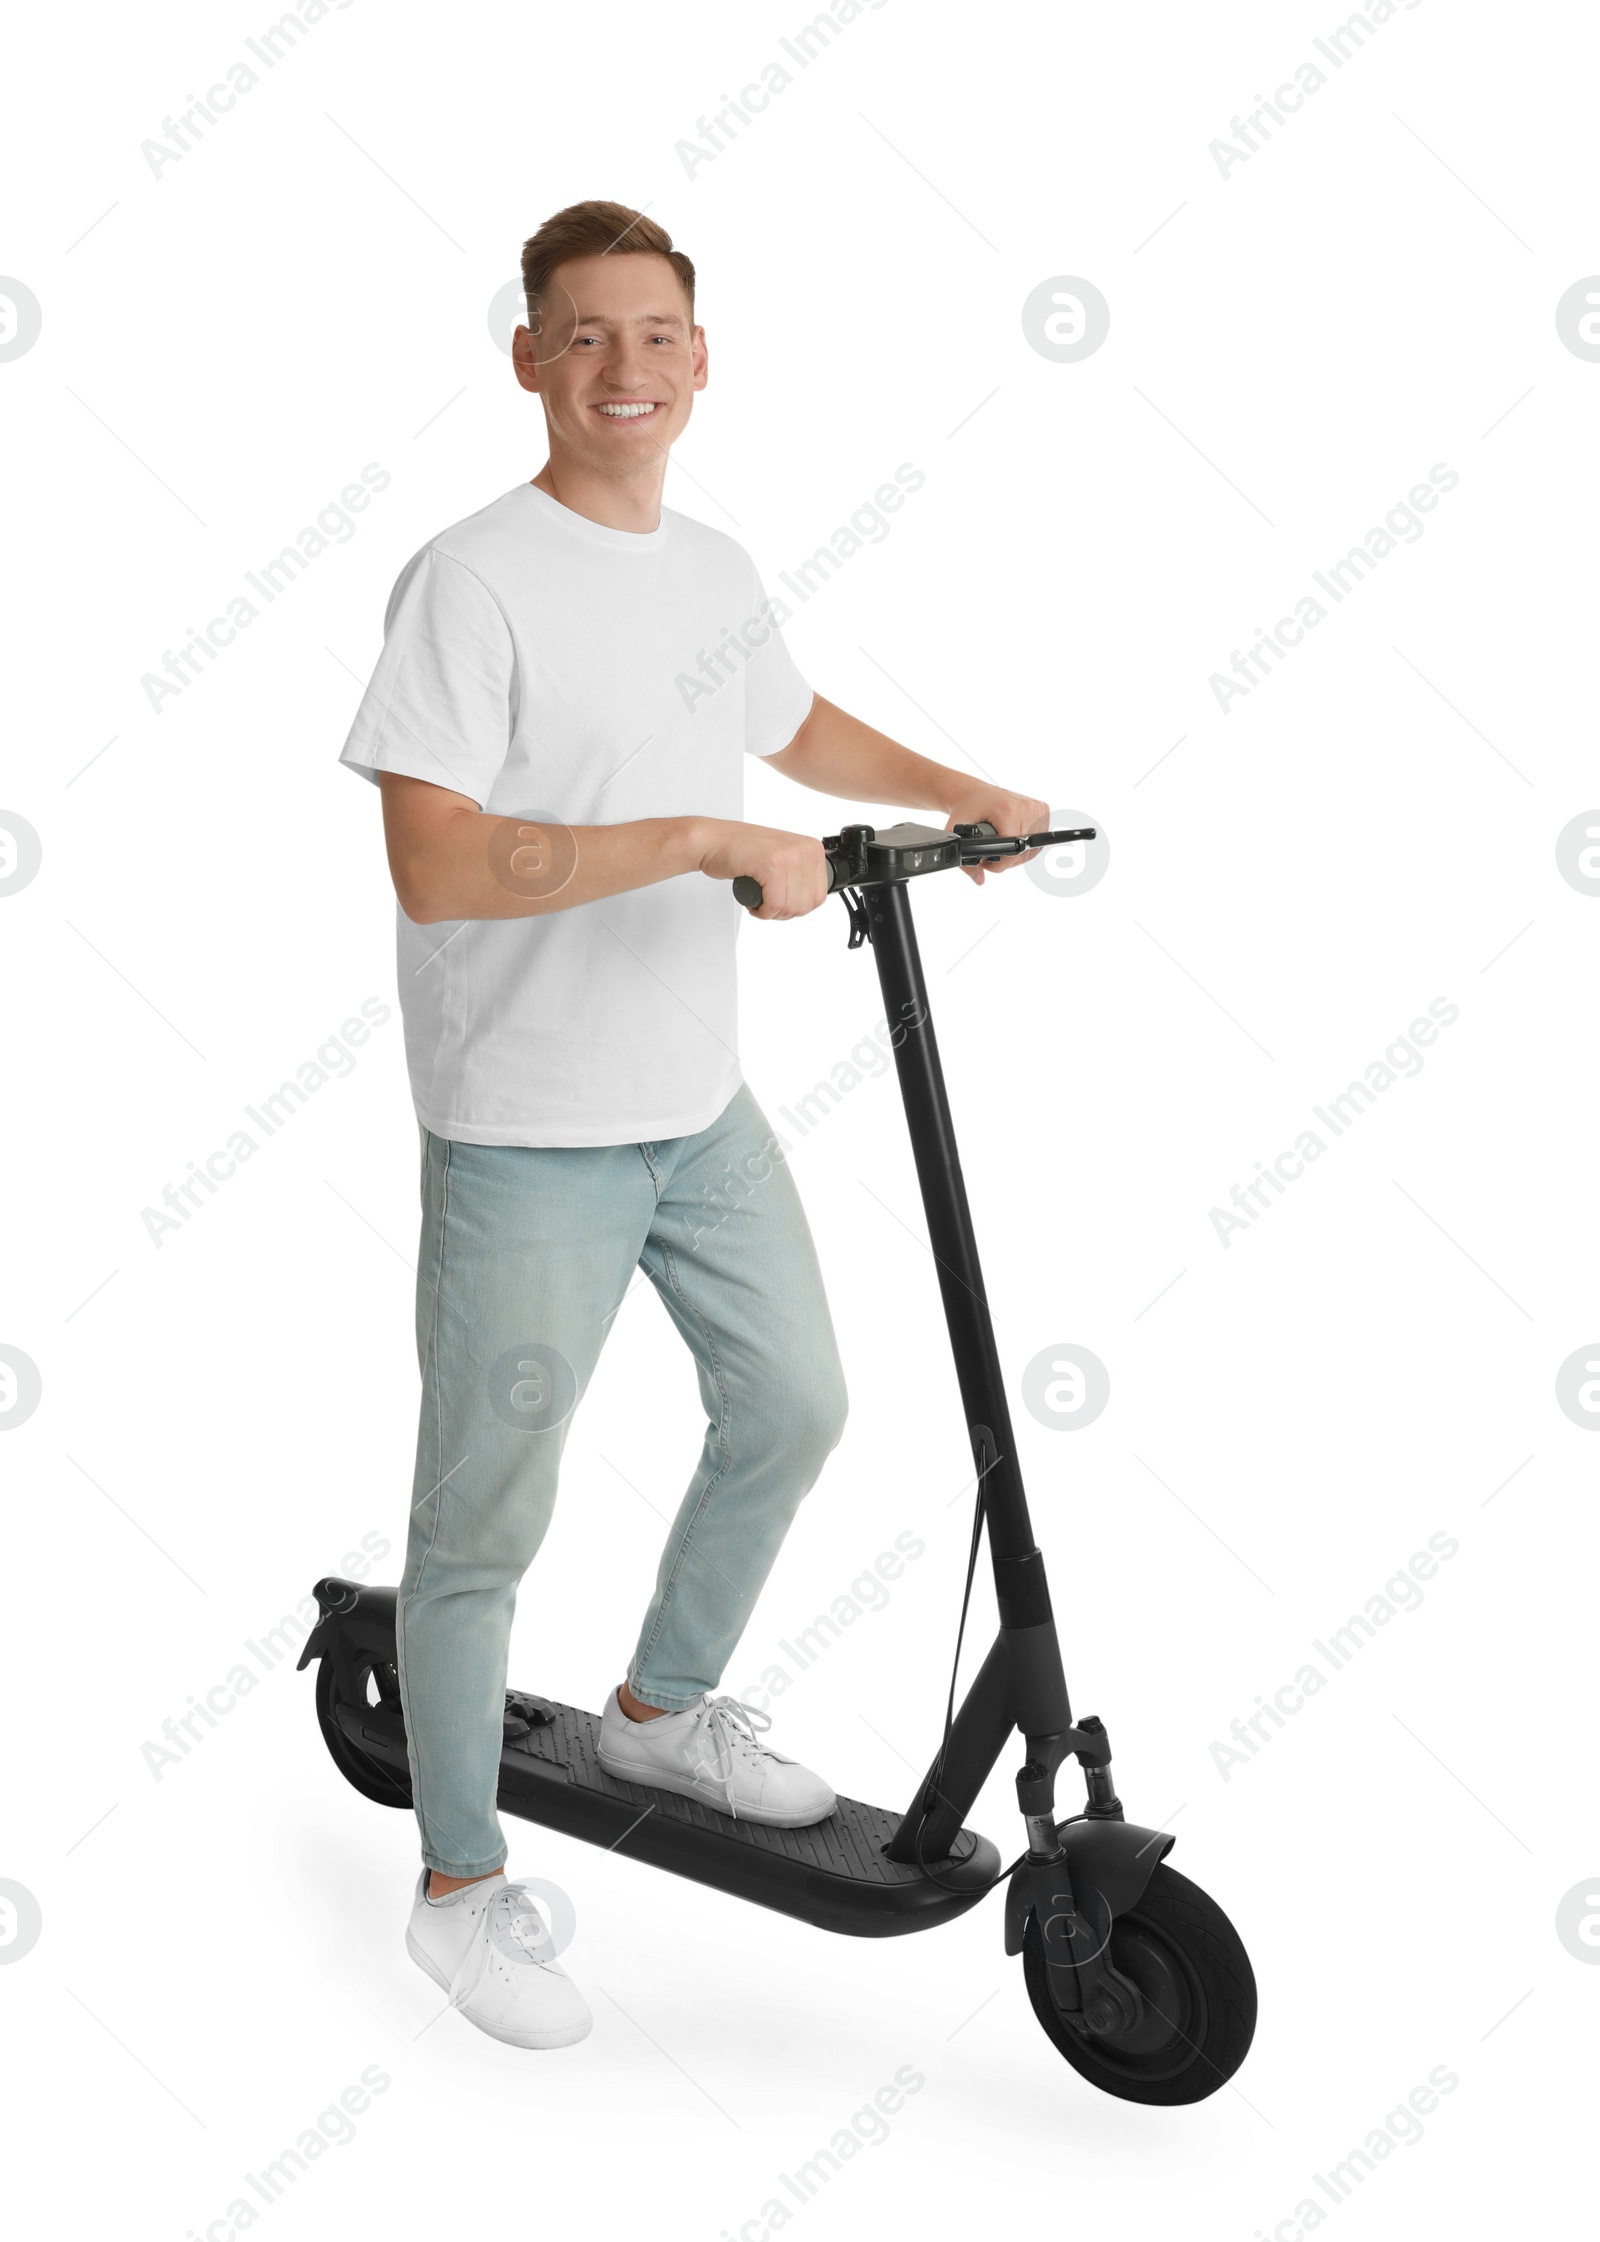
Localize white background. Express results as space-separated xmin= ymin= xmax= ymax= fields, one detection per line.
xmin=1 ymin=1 xmax=1593 ymax=2234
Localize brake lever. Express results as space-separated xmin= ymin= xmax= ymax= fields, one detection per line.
xmin=953 ymin=824 xmax=1097 ymax=863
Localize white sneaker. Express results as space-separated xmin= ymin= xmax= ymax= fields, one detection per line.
xmin=405 ymin=1871 xmax=592 ymax=2050
xmin=597 ymin=1690 xmax=837 ymax=1827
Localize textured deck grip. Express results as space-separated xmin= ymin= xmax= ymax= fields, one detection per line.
xmin=336 ymin=1689 xmax=998 ymax=1937
xmin=507 ymin=1697 xmax=979 ymax=1886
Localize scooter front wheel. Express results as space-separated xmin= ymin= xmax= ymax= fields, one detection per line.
xmin=1022 ymin=1861 xmax=1256 ymax=2105
xmin=314 ymin=1646 xmax=413 ymax=1810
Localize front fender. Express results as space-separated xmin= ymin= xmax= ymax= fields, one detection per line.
xmin=1003 ymin=1817 xmax=1175 ymax=1956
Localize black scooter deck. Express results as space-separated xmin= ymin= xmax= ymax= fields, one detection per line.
xmin=308 ymin=1584 xmax=1001 ymax=1939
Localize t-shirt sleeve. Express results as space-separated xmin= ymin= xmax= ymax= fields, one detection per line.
xmin=338 ymin=546 xmax=515 ymax=806
xmin=742 ymin=562 xmax=814 ymax=758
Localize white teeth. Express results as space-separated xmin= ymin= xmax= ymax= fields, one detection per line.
xmin=597 ymin=401 xmax=656 ymax=418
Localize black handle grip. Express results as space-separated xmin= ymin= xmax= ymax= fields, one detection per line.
xmin=733 ymin=862 xmax=841 ymax=912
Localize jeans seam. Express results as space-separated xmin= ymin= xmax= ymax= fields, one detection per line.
xmin=413 ymin=1134 xmax=453 ymax=1598
xmin=631 ymin=1238 xmax=732 ymax=1682
xmin=400 ymin=1132 xmax=454 ymax=1865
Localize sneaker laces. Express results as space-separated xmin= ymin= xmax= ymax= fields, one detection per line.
xmin=446 ymin=1878 xmax=558 ymax=2014
xmin=690 ymin=1695 xmax=783 ymax=1815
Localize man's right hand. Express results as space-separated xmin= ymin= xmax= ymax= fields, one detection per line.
xmin=696 ymin=820 xmax=831 ymax=920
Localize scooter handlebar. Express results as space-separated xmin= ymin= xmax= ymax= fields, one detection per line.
xmin=734 ymin=821 xmax=1090 ymax=912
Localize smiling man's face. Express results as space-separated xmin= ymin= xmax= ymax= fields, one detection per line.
xmin=512 ymin=250 xmax=707 ymax=483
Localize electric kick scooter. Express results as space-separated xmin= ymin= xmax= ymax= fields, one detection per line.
xmin=301 ymin=820 xmax=1257 ymax=2104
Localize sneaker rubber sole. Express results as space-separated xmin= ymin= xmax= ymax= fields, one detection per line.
xmin=406 ymin=1927 xmax=593 ymax=2050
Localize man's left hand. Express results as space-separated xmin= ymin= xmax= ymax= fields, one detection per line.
xmin=941 ymin=786 xmax=1054 ymax=883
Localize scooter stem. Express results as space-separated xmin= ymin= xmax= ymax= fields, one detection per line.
xmin=866 ymin=881 xmax=1035 ymax=1561
xmin=861 ymin=882 xmax=1083 ymax=1863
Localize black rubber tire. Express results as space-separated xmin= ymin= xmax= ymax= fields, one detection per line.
xmin=1022 ymin=1861 xmax=1256 ymax=2105
xmin=314 ymin=1651 xmax=413 ymax=1810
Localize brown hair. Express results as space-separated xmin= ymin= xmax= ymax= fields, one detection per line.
xmin=520 ymin=201 xmax=696 ymax=321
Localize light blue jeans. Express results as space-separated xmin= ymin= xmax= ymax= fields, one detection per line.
xmin=395 ymin=1084 xmax=849 ymax=1878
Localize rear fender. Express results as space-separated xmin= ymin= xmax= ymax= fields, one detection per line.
xmin=296 ymin=1576 xmax=398 ymax=1673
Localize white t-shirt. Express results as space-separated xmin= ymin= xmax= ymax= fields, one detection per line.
xmin=339 ymin=481 xmax=814 ymax=1147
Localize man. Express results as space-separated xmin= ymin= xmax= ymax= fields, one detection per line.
xmin=339 ymin=199 xmax=1047 ymax=2050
